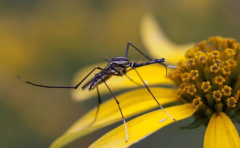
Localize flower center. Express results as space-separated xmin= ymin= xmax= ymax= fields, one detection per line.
xmin=168 ymin=36 xmax=240 ymax=120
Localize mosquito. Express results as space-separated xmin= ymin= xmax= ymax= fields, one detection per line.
xmin=18 ymin=42 xmax=175 ymax=142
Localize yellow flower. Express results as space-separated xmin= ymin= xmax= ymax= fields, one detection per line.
xmin=50 ymin=14 xmax=240 ymax=148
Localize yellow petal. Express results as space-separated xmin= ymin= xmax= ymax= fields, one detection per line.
xmin=50 ymin=87 xmax=177 ymax=148
xmin=140 ymin=13 xmax=195 ymax=63
xmin=71 ymin=62 xmax=174 ymax=101
xmin=89 ymin=103 xmax=196 ymax=148
xmin=204 ymin=112 xmax=240 ymax=148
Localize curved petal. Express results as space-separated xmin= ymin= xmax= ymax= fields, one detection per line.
xmin=140 ymin=13 xmax=195 ymax=63
xmin=50 ymin=87 xmax=177 ymax=148
xmin=71 ymin=62 xmax=174 ymax=101
xmin=89 ymin=103 xmax=196 ymax=148
xmin=204 ymin=112 xmax=240 ymax=148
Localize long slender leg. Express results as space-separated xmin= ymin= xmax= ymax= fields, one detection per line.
xmin=18 ymin=66 xmax=106 ymax=89
xmin=88 ymin=86 xmax=102 ymax=126
xmin=105 ymin=57 xmax=111 ymax=62
xmin=125 ymin=42 xmax=152 ymax=60
xmin=136 ymin=55 xmax=144 ymax=64
xmin=133 ymin=68 xmax=176 ymax=121
xmin=103 ymin=80 xmax=129 ymax=142
xmin=124 ymin=74 xmax=142 ymax=87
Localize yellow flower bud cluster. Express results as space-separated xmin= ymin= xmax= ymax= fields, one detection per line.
xmin=168 ymin=36 xmax=240 ymax=113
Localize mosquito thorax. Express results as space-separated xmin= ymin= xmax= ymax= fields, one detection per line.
xmin=111 ymin=57 xmax=130 ymax=66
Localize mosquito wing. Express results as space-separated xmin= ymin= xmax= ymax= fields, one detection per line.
xmin=82 ymin=76 xmax=97 ymax=90
xmin=82 ymin=73 xmax=113 ymax=91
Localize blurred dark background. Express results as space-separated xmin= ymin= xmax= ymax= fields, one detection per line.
xmin=2 ymin=0 xmax=240 ymax=147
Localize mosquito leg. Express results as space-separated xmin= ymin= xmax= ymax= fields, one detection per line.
xmin=88 ymin=86 xmax=102 ymax=126
xmin=103 ymin=80 xmax=129 ymax=142
xmin=105 ymin=57 xmax=111 ymax=62
xmin=18 ymin=66 xmax=106 ymax=89
xmin=133 ymin=68 xmax=176 ymax=121
xmin=124 ymin=74 xmax=142 ymax=87
xmin=136 ymin=55 xmax=144 ymax=64
xmin=125 ymin=42 xmax=152 ymax=60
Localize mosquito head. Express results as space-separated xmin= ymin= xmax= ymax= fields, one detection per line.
xmin=111 ymin=57 xmax=130 ymax=67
